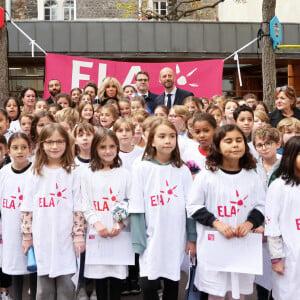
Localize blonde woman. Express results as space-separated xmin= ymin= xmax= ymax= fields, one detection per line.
xmin=98 ymin=77 xmax=124 ymax=105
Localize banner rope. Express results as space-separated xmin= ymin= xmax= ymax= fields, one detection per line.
xmin=5 ymin=11 xmax=47 ymax=57
xmin=223 ymin=36 xmax=260 ymax=87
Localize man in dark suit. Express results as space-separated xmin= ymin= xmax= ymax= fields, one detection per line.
xmin=45 ymin=79 xmax=62 ymax=105
xmin=155 ymin=67 xmax=193 ymax=108
xmin=134 ymin=71 xmax=159 ymax=114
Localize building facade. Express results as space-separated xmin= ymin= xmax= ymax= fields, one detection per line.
xmin=5 ymin=0 xmax=300 ymax=98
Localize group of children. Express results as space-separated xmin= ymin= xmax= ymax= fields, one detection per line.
xmin=0 ymin=82 xmax=299 ymax=300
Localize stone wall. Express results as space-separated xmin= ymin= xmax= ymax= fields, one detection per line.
xmin=11 ymin=0 xmax=38 ymax=20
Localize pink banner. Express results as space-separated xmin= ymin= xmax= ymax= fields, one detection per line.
xmin=44 ymin=53 xmax=223 ymax=99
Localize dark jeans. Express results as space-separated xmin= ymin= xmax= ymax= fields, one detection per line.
xmin=0 ymin=268 xmax=11 ymax=288
xmin=140 ymin=277 xmax=179 ymax=300
xmin=12 ymin=273 xmax=37 ymax=300
xmin=256 ymin=284 xmax=274 ymax=300
xmin=95 ymin=277 xmax=121 ymax=300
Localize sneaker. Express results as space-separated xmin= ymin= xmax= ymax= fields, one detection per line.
xmin=77 ymin=287 xmax=89 ymax=300
xmin=120 ymin=279 xmax=131 ymax=295
xmin=130 ymin=280 xmax=141 ymax=295
xmin=0 ymin=291 xmax=12 ymax=300
xmin=89 ymin=290 xmax=97 ymax=300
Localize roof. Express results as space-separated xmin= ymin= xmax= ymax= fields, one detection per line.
xmin=7 ymin=21 xmax=300 ymax=60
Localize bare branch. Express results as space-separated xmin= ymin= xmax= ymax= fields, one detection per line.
xmin=141 ymin=8 xmax=170 ymax=20
xmin=174 ymin=0 xmax=201 ymax=11
xmin=142 ymin=0 xmax=227 ymax=21
xmin=176 ymin=0 xmax=225 ymax=19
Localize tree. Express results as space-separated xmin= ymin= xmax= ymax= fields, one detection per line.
xmin=142 ymin=0 xmax=225 ymax=21
xmin=0 ymin=0 xmax=9 ymax=105
xmin=262 ymin=0 xmax=276 ymax=110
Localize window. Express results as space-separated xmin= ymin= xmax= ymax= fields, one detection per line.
xmin=64 ymin=0 xmax=74 ymax=20
xmin=9 ymin=66 xmax=45 ymax=98
xmin=153 ymin=1 xmax=168 ymax=16
xmin=44 ymin=0 xmax=58 ymax=20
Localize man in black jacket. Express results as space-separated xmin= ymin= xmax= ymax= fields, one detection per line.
xmin=134 ymin=71 xmax=159 ymax=114
xmin=45 ymin=79 xmax=62 ymax=105
xmin=155 ymin=67 xmax=193 ymax=108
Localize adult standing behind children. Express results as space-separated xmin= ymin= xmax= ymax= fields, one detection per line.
xmin=155 ymin=67 xmax=193 ymax=109
xmin=134 ymin=71 xmax=159 ymax=114
xmin=45 ymin=79 xmax=62 ymax=105
xmin=269 ymin=86 xmax=300 ymax=128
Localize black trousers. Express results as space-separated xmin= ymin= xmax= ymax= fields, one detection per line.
xmin=140 ymin=277 xmax=179 ymax=300
xmin=12 ymin=273 xmax=37 ymax=300
xmin=95 ymin=277 xmax=121 ymax=300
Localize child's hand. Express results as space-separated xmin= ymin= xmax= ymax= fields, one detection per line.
xmin=73 ymin=239 xmax=86 ymax=257
xmin=253 ymin=225 xmax=267 ymax=242
xmin=94 ymin=221 xmax=109 ymax=238
xmin=236 ymin=221 xmax=253 ymax=237
xmin=272 ymin=260 xmax=285 ymax=275
xmin=110 ymin=222 xmax=124 ymax=237
xmin=212 ymin=220 xmax=235 ymax=239
xmin=22 ymin=239 xmax=33 ymax=255
xmin=186 ymin=241 xmax=196 ymax=259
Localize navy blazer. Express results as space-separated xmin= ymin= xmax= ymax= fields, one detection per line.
xmin=155 ymin=88 xmax=194 ymax=107
xmin=134 ymin=91 xmax=159 ymax=114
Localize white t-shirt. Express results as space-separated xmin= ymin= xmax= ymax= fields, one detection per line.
xmin=81 ymin=167 xmax=131 ymax=279
xmin=0 ymin=163 xmax=31 ymax=274
xmin=187 ymin=168 xmax=265 ymax=297
xmin=21 ymin=166 xmax=82 ymax=277
xmin=181 ymin=143 xmax=206 ymax=173
xmin=9 ymin=120 xmax=21 ymax=133
xmin=75 ymin=156 xmax=90 ymax=170
xmin=129 ymin=160 xmax=193 ymax=281
xmin=119 ymin=146 xmax=144 ymax=172
xmin=265 ymin=178 xmax=300 ymax=300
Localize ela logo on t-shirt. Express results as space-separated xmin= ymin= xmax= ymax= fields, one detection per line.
xmin=93 ymin=187 xmax=119 ymax=212
xmin=150 ymin=180 xmax=178 ymax=207
xmin=3 ymin=186 xmax=23 ymax=210
xmin=217 ymin=189 xmax=249 ymax=218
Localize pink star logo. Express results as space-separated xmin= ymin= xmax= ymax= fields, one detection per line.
xmin=160 ymin=180 xmax=178 ymax=203
xmin=230 ymin=190 xmax=248 ymax=212
xmin=102 ymin=187 xmax=119 ymax=202
xmin=50 ymin=183 xmax=67 ymax=205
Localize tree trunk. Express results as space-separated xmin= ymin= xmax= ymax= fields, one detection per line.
xmin=262 ymin=0 xmax=276 ymax=111
xmin=0 ymin=0 xmax=9 ymax=106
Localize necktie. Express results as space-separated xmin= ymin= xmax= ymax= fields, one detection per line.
xmin=143 ymin=95 xmax=147 ymax=100
xmin=167 ymin=94 xmax=172 ymax=108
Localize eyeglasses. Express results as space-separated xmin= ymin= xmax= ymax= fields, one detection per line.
xmin=43 ymin=140 xmax=66 ymax=146
xmin=136 ymin=79 xmax=149 ymax=82
xmin=276 ymin=85 xmax=295 ymax=93
xmin=255 ymin=141 xmax=274 ymax=150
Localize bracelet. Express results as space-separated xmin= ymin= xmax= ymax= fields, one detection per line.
xmin=271 ymin=258 xmax=282 ymax=264
xmin=23 ymin=236 xmax=33 ymax=241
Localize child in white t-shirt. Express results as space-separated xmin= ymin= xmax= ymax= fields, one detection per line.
xmin=129 ymin=118 xmax=196 ymax=300
xmin=187 ymin=124 xmax=265 ymax=300
xmin=265 ymin=136 xmax=300 ymax=300
xmin=81 ymin=129 xmax=131 ymax=300
xmin=0 ymin=133 xmax=34 ymax=299
xmin=113 ymin=118 xmax=144 ymax=172
xmin=182 ymin=113 xmax=216 ymax=177
xmin=21 ymin=123 xmax=85 ymax=300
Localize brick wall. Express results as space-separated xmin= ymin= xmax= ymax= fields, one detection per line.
xmin=77 ymin=0 xmax=133 ymax=19
xmin=11 ymin=0 xmax=38 ymax=20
